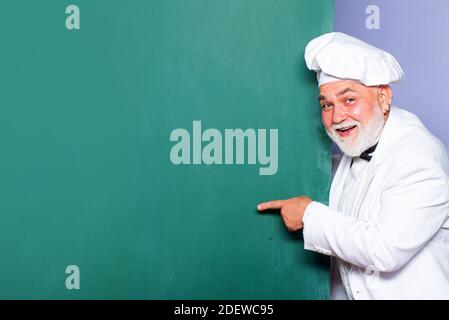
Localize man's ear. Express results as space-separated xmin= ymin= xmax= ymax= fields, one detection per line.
xmin=377 ymin=85 xmax=393 ymax=115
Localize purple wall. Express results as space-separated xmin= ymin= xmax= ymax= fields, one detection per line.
xmin=335 ymin=0 xmax=449 ymax=150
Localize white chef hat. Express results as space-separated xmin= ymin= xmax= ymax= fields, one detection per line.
xmin=304 ymin=32 xmax=404 ymax=87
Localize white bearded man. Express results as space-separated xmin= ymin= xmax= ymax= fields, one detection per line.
xmin=257 ymin=32 xmax=449 ymax=300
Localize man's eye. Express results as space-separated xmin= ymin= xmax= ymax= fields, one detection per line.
xmin=321 ymin=104 xmax=333 ymax=111
xmin=345 ymin=98 xmax=355 ymax=104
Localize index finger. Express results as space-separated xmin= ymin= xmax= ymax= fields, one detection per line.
xmin=257 ymin=200 xmax=285 ymax=211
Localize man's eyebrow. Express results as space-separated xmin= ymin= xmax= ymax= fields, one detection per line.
xmin=337 ymin=87 xmax=357 ymax=96
xmin=318 ymin=88 xmax=357 ymax=102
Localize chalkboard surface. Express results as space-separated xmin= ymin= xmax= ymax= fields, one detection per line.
xmin=0 ymin=0 xmax=332 ymax=299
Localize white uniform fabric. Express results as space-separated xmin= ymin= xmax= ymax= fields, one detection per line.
xmin=304 ymin=32 xmax=404 ymax=86
xmin=336 ymin=157 xmax=371 ymax=299
xmin=303 ymin=106 xmax=449 ymax=299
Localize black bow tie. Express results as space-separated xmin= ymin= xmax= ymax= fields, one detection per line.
xmin=350 ymin=142 xmax=378 ymax=168
xmin=359 ymin=142 xmax=378 ymax=161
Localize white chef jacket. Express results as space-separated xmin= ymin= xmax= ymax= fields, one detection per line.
xmin=303 ymin=106 xmax=449 ymax=299
xmin=337 ymin=157 xmax=372 ymax=299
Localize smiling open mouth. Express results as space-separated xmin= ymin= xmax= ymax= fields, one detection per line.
xmin=337 ymin=125 xmax=356 ymax=132
xmin=336 ymin=125 xmax=357 ymax=136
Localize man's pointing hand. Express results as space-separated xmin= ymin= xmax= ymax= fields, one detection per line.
xmin=257 ymin=196 xmax=313 ymax=232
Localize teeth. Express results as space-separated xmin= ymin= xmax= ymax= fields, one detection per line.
xmin=337 ymin=125 xmax=355 ymax=131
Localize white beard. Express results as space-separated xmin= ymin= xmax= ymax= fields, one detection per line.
xmin=326 ymin=105 xmax=386 ymax=157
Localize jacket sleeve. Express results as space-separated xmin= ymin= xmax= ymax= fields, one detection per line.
xmin=303 ymin=155 xmax=449 ymax=272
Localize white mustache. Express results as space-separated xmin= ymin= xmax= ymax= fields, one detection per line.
xmin=333 ymin=121 xmax=360 ymax=131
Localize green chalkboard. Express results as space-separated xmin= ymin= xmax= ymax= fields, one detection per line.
xmin=0 ymin=0 xmax=332 ymax=299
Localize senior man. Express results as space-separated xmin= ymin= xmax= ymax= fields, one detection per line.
xmin=257 ymin=32 xmax=449 ymax=300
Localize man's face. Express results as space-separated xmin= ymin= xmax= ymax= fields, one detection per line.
xmin=318 ymin=80 xmax=390 ymax=157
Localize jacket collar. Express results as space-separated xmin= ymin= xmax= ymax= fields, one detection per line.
xmin=369 ymin=106 xmax=403 ymax=167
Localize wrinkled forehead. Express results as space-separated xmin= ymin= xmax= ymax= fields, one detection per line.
xmin=318 ymin=80 xmax=374 ymax=100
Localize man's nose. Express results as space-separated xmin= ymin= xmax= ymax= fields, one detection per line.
xmin=332 ymin=104 xmax=347 ymax=124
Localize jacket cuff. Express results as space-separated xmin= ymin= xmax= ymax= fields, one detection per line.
xmin=302 ymin=201 xmax=335 ymax=256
